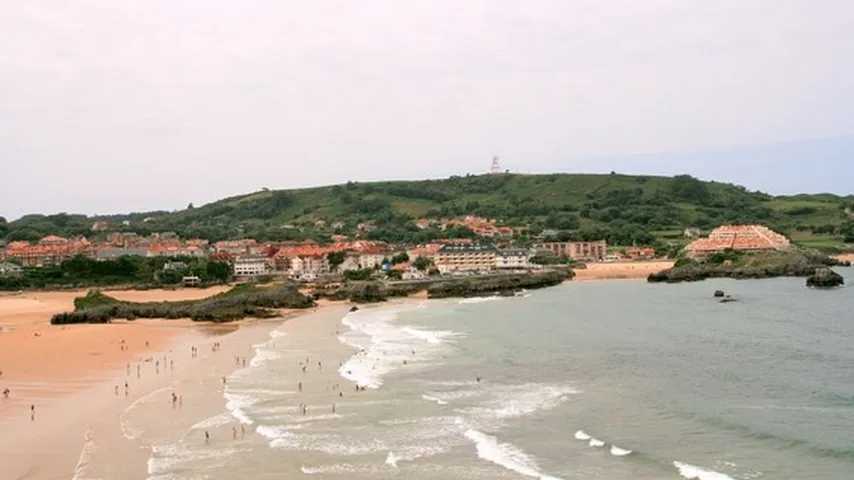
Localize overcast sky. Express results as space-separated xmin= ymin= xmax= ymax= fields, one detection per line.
xmin=2 ymin=1 xmax=853 ymax=220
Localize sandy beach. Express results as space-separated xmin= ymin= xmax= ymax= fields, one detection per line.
xmin=572 ymin=260 xmax=674 ymax=281
xmin=834 ymin=253 xmax=854 ymax=263
xmin=0 ymin=285 xmax=312 ymax=480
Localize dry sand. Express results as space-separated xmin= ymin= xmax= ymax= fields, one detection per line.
xmin=572 ymin=261 xmax=674 ymax=281
xmin=834 ymin=253 xmax=854 ymax=264
xmin=0 ymin=283 xmax=349 ymax=480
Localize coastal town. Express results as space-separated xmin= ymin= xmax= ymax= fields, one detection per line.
xmin=0 ymin=213 xmax=812 ymax=289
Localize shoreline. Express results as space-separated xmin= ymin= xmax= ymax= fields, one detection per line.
xmin=0 ymin=303 xmax=349 ymax=480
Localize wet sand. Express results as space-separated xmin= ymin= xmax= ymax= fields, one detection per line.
xmin=572 ymin=261 xmax=674 ymax=281
xmin=0 ymin=294 xmax=348 ymax=480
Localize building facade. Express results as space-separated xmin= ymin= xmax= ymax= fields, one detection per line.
xmin=434 ymin=244 xmax=496 ymax=274
xmin=538 ymin=241 xmax=607 ymax=262
xmin=233 ymin=256 xmax=269 ymax=278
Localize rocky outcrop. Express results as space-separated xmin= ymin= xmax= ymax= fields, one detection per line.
xmin=806 ymin=268 xmax=844 ymax=288
xmin=648 ymin=249 xmax=847 ymax=284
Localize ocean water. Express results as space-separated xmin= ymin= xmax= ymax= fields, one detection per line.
xmin=145 ymin=269 xmax=854 ymax=479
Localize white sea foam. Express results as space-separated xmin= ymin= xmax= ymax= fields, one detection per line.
xmin=147 ymin=442 xmax=249 ymax=477
xmin=270 ymin=329 xmax=287 ymax=338
xmin=337 ymin=306 xmax=460 ymax=389
xmin=463 ymin=383 xmax=578 ymax=421
xmin=120 ymin=386 xmax=173 ymax=440
xmin=249 ymin=347 xmax=281 ymax=367
xmin=71 ymin=428 xmax=97 ymax=480
xmin=422 ymin=394 xmax=449 ymax=405
xmin=589 ymin=438 xmax=605 ymax=448
xmin=385 ymin=451 xmax=400 ymax=468
xmin=610 ymin=445 xmax=633 ymax=456
xmin=459 ymin=296 xmax=503 ymax=304
xmin=256 ymin=424 xmax=292 ymax=441
xmin=464 ymin=429 xmax=564 ymax=480
xmin=574 ymin=430 xmax=591 ymax=440
xmin=224 ymin=391 xmax=256 ymax=425
xmin=191 ymin=413 xmax=234 ymax=430
xmin=673 ymin=461 xmax=736 ymax=480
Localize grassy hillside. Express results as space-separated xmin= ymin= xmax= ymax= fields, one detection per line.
xmin=4 ymin=173 xmax=854 ymax=251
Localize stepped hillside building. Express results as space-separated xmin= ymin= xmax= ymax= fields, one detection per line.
xmin=685 ymin=225 xmax=790 ymax=258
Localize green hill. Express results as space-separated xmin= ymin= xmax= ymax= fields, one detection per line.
xmin=4 ymin=173 xmax=854 ymax=251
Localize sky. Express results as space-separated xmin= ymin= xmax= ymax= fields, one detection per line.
xmin=2 ymin=1 xmax=854 ymax=220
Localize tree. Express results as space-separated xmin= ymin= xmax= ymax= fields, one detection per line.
xmin=390 ymin=252 xmax=409 ymax=265
xmin=413 ymin=256 xmax=433 ymax=271
xmin=670 ymin=175 xmax=709 ymax=203
xmin=206 ymin=261 xmax=232 ymax=282
xmin=327 ymin=251 xmax=346 ymax=269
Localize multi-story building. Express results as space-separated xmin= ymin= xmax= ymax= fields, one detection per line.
xmin=538 ymin=241 xmax=607 ymax=262
xmin=434 ymin=244 xmax=496 ymax=274
xmin=495 ymin=249 xmax=531 ymax=269
xmin=233 ymin=255 xmax=269 ymax=278
xmin=685 ymin=225 xmax=790 ymax=258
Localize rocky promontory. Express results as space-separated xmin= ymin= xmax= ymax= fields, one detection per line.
xmin=647 ymin=249 xmax=849 ymax=284
xmin=806 ymin=268 xmax=845 ymax=288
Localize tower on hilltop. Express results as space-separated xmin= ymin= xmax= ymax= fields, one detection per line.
xmin=489 ymin=156 xmax=502 ymax=174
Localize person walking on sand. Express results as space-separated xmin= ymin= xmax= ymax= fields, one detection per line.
xmin=3 ymin=388 xmax=10 ymax=399
xmin=298 ymin=381 xmax=302 ymax=392
xmin=232 ymin=426 xmax=238 ymax=440
xmin=30 ymin=404 xmax=35 ymax=421
xmin=205 ymin=431 xmax=210 ymax=444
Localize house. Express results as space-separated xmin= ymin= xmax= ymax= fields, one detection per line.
xmin=0 ymin=262 xmax=23 ymax=277
xmin=434 ymin=244 xmax=496 ymax=274
xmin=685 ymin=225 xmax=790 ymax=258
xmin=95 ymin=246 xmax=149 ymax=260
xmin=233 ymin=255 xmax=269 ymax=278
xmin=182 ymin=276 xmax=201 ymax=286
xmin=495 ymin=249 xmax=531 ymax=269
xmin=290 ymin=255 xmax=329 ymax=279
xmin=624 ymin=247 xmax=656 ymax=260
xmin=538 ymin=241 xmax=607 ymax=262
xmin=163 ymin=261 xmax=188 ymax=272
xmin=4 ymin=236 xmax=93 ymax=267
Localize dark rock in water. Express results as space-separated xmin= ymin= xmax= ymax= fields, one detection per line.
xmin=349 ymin=305 xmax=360 ymax=312
xmin=714 ymin=290 xmax=725 ymax=298
xmin=806 ymin=268 xmax=844 ymax=288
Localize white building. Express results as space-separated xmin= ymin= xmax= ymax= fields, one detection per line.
xmin=357 ymin=253 xmax=385 ymax=270
xmin=290 ymin=255 xmax=330 ymax=277
xmin=495 ymin=249 xmax=531 ymax=269
xmin=434 ymin=244 xmax=496 ymax=274
xmin=233 ymin=256 xmax=269 ymax=278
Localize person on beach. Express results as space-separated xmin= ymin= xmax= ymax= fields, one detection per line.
xmin=332 ymin=403 xmax=336 ymax=414
xmin=114 ymin=385 xmax=119 ymax=396
xmin=205 ymin=431 xmax=210 ymax=443
xmin=232 ymin=426 xmax=238 ymax=440
xmin=298 ymin=381 xmax=302 ymax=392
xmin=137 ymin=364 xmax=141 ymax=378
xmin=30 ymin=404 xmax=35 ymax=421
xmin=3 ymin=388 xmax=10 ymax=399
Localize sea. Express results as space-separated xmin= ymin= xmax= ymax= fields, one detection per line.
xmin=145 ymin=268 xmax=854 ymax=479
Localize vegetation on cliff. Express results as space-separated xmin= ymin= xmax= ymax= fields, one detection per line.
xmin=7 ymin=173 xmax=854 ymax=250
xmin=51 ymin=283 xmax=314 ymax=324
xmin=647 ymin=249 xmax=848 ymax=283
